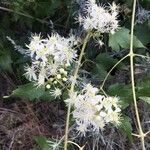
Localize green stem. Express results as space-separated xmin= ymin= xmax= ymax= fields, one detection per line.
xmin=134 ymin=54 xmax=150 ymax=59
xmin=129 ymin=0 xmax=145 ymax=149
xmin=100 ymin=54 xmax=129 ymax=91
xmin=64 ymin=33 xmax=91 ymax=150
xmin=67 ymin=141 xmax=85 ymax=150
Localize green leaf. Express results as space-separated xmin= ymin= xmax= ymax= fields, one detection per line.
xmin=95 ymin=53 xmax=120 ymax=69
xmin=124 ymin=0 xmax=133 ymax=7
xmin=109 ymin=27 xmax=145 ymax=51
xmin=107 ymin=77 xmax=150 ymax=108
xmin=107 ymin=83 xmax=132 ymax=109
xmin=35 ymin=136 xmax=64 ymax=150
xmin=0 ymin=54 xmax=12 ymax=72
xmin=11 ymin=82 xmax=45 ymax=101
xmin=92 ymin=53 xmax=122 ymax=80
xmin=139 ymin=97 xmax=150 ymax=104
xmin=92 ymin=64 xmax=108 ymax=80
xmin=40 ymin=90 xmax=55 ymax=101
xmin=10 ymin=82 xmax=56 ymax=101
xmin=119 ymin=116 xmax=133 ymax=142
xmin=136 ymin=77 xmax=150 ymax=97
xmin=35 ymin=136 xmax=49 ymax=150
xmin=135 ymin=22 xmax=150 ymax=45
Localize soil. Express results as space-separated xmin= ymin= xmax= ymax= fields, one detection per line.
xmin=0 ymin=73 xmax=66 ymax=150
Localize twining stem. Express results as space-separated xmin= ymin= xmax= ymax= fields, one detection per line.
xmin=99 ymin=0 xmax=146 ymax=149
xmin=129 ymin=0 xmax=145 ymax=149
xmin=64 ymin=33 xmax=91 ymax=150
xmin=67 ymin=141 xmax=85 ymax=150
xmin=134 ymin=54 xmax=150 ymax=59
xmin=100 ymin=54 xmax=129 ymax=91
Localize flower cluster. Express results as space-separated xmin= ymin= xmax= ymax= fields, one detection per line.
xmin=24 ymin=33 xmax=78 ymax=90
xmin=77 ymin=0 xmax=119 ymax=34
xmin=65 ymin=83 xmax=121 ymax=135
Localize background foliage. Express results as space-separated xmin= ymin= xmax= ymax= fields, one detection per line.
xmin=0 ymin=0 xmax=150 ymax=149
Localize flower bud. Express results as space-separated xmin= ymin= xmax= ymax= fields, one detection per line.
xmin=46 ymin=84 xmax=51 ymax=89
xmin=54 ymin=80 xmax=58 ymax=84
xmin=63 ymin=77 xmax=67 ymax=81
xmin=57 ymin=74 xmax=61 ymax=79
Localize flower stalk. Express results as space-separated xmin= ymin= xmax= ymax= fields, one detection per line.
xmin=64 ymin=33 xmax=91 ymax=150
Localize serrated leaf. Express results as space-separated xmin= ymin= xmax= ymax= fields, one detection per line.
xmin=136 ymin=77 xmax=150 ymax=97
xmin=119 ymin=116 xmax=133 ymax=142
xmin=139 ymin=97 xmax=150 ymax=104
xmin=92 ymin=64 xmax=108 ymax=80
xmin=35 ymin=136 xmax=49 ymax=150
xmin=109 ymin=27 xmax=145 ymax=51
xmin=107 ymin=77 xmax=150 ymax=108
xmin=11 ymin=83 xmax=45 ymax=101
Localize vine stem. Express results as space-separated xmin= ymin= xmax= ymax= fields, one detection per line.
xmin=129 ymin=0 xmax=145 ymax=149
xmin=64 ymin=33 xmax=91 ymax=150
xmin=98 ymin=0 xmax=147 ymax=149
xmin=134 ymin=54 xmax=150 ymax=59
xmin=100 ymin=54 xmax=129 ymax=91
xmin=67 ymin=141 xmax=85 ymax=150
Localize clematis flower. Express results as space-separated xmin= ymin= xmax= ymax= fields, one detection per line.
xmin=65 ymin=83 xmax=122 ymax=135
xmin=77 ymin=0 xmax=119 ymax=34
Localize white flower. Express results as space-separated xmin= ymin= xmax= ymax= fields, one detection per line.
xmin=47 ymin=138 xmax=62 ymax=150
xmin=33 ymin=66 xmax=46 ymax=87
xmin=25 ymin=32 xmax=78 ymax=88
xmin=50 ymin=88 xmax=62 ymax=98
xmin=36 ymin=76 xmax=45 ymax=87
xmin=100 ymin=111 xmax=107 ymax=117
xmin=115 ymin=107 xmax=121 ymax=112
xmin=66 ymin=83 xmax=122 ymax=134
xmin=110 ymin=2 xmax=119 ymax=12
xmin=92 ymin=115 xmax=105 ymax=131
xmin=35 ymin=46 xmax=49 ymax=62
xmin=109 ymin=96 xmax=120 ymax=108
xmin=65 ymin=91 xmax=78 ymax=105
xmin=82 ymin=83 xmax=99 ymax=96
xmin=101 ymin=99 xmax=112 ymax=110
xmin=76 ymin=121 xmax=88 ymax=136
xmin=49 ymin=63 xmax=59 ymax=76
xmin=68 ymin=75 xmax=78 ymax=85
xmin=95 ymin=39 xmax=104 ymax=48
xmin=75 ymin=14 xmax=83 ymax=25
xmin=26 ymin=33 xmax=43 ymax=58
xmin=24 ymin=65 xmax=37 ymax=81
xmin=105 ymin=110 xmax=121 ymax=125
xmin=78 ymin=0 xmax=119 ymax=34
